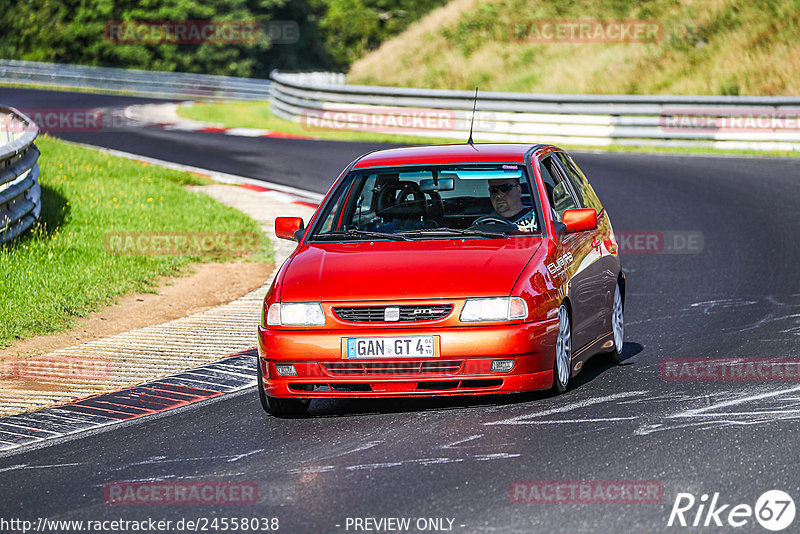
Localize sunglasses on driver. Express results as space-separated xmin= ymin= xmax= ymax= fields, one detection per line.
xmin=488 ymin=183 xmax=519 ymax=195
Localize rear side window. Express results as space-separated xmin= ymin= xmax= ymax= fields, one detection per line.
xmin=539 ymin=156 xmax=579 ymax=222
xmin=557 ymin=153 xmax=603 ymax=213
xmin=555 ymin=153 xmax=585 ymax=206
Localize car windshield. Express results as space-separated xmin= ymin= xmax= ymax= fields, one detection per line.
xmin=309 ymin=165 xmax=540 ymax=241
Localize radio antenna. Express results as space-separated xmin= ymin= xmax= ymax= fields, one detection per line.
xmin=467 ymin=87 xmax=478 ymax=145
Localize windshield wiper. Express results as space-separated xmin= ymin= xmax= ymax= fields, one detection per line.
xmin=316 ymin=229 xmax=410 ymax=241
xmin=400 ymin=227 xmax=508 ymax=239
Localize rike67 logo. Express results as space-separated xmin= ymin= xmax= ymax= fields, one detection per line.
xmin=668 ymin=490 xmax=795 ymax=531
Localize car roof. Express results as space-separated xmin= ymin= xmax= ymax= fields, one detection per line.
xmin=352 ymin=143 xmax=549 ymax=169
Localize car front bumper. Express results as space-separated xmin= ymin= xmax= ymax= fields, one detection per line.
xmin=257 ymin=319 xmax=559 ymax=398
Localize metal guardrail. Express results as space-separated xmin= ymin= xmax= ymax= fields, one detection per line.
xmin=0 ymin=107 xmax=40 ymax=244
xmin=269 ymin=70 xmax=800 ymax=151
xmin=2 ymin=61 xmax=796 ymax=151
xmin=0 ymin=59 xmax=271 ymax=100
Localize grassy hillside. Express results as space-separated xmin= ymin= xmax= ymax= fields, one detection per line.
xmin=348 ymin=0 xmax=800 ymax=95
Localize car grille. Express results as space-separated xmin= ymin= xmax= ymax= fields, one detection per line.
xmin=333 ymin=304 xmax=453 ymax=323
xmin=322 ymin=360 xmax=464 ymax=375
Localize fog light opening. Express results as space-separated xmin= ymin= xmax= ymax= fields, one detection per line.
xmin=275 ymin=364 xmax=298 ymax=377
xmin=491 ymin=359 xmax=515 ymax=373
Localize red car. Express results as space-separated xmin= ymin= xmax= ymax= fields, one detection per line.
xmin=257 ymin=144 xmax=624 ymax=415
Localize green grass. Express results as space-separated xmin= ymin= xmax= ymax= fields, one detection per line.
xmin=0 ymin=135 xmax=272 ymax=349
xmin=177 ymin=100 xmax=461 ymax=145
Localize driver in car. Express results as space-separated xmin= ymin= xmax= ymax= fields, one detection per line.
xmin=487 ymin=178 xmax=538 ymax=232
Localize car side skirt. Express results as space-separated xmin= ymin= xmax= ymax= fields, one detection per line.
xmin=570 ymin=330 xmax=615 ymax=376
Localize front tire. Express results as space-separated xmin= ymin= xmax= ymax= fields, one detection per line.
xmin=552 ymin=303 xmax=572 ymax=394
xmin=608 ymin=282 xmax=624 ymax=364
xmin=257 ymin=358 xmax=310 ymax=416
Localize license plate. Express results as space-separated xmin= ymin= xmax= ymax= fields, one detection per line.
xmin=346 ymin=336 xmax=435 ymax=359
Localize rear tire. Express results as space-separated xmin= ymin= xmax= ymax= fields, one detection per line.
xmin=608 ymin=282 xmax=624 ymax=364
xmin=257 ymin=358 xmax=309 ymax=416
xmin=552 ymin=303 xmax=572 ymax=394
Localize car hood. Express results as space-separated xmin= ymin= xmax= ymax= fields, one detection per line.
xmin=278 ymin=238 xmax=542 ymax=301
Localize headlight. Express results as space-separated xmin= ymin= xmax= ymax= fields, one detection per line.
xmin=266 ymin=302 xmax=325 ymax=326
xmin=460 ymin=297 xmax=528 ymax=322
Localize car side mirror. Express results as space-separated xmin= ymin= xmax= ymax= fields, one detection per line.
xmin=561 ymin=208 xmax=597 ymax=233
xmin=275 ymin=217 xmax=305 ymax=241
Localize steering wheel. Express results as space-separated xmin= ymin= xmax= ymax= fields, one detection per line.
xmin=468 ymin=216 xmax=518 ymax=232
xmin=472 ymin=216 xmax=510 ymax=226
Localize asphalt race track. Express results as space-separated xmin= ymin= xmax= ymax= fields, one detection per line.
xmin=2 ymin=87 xmax=800 ymax=532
